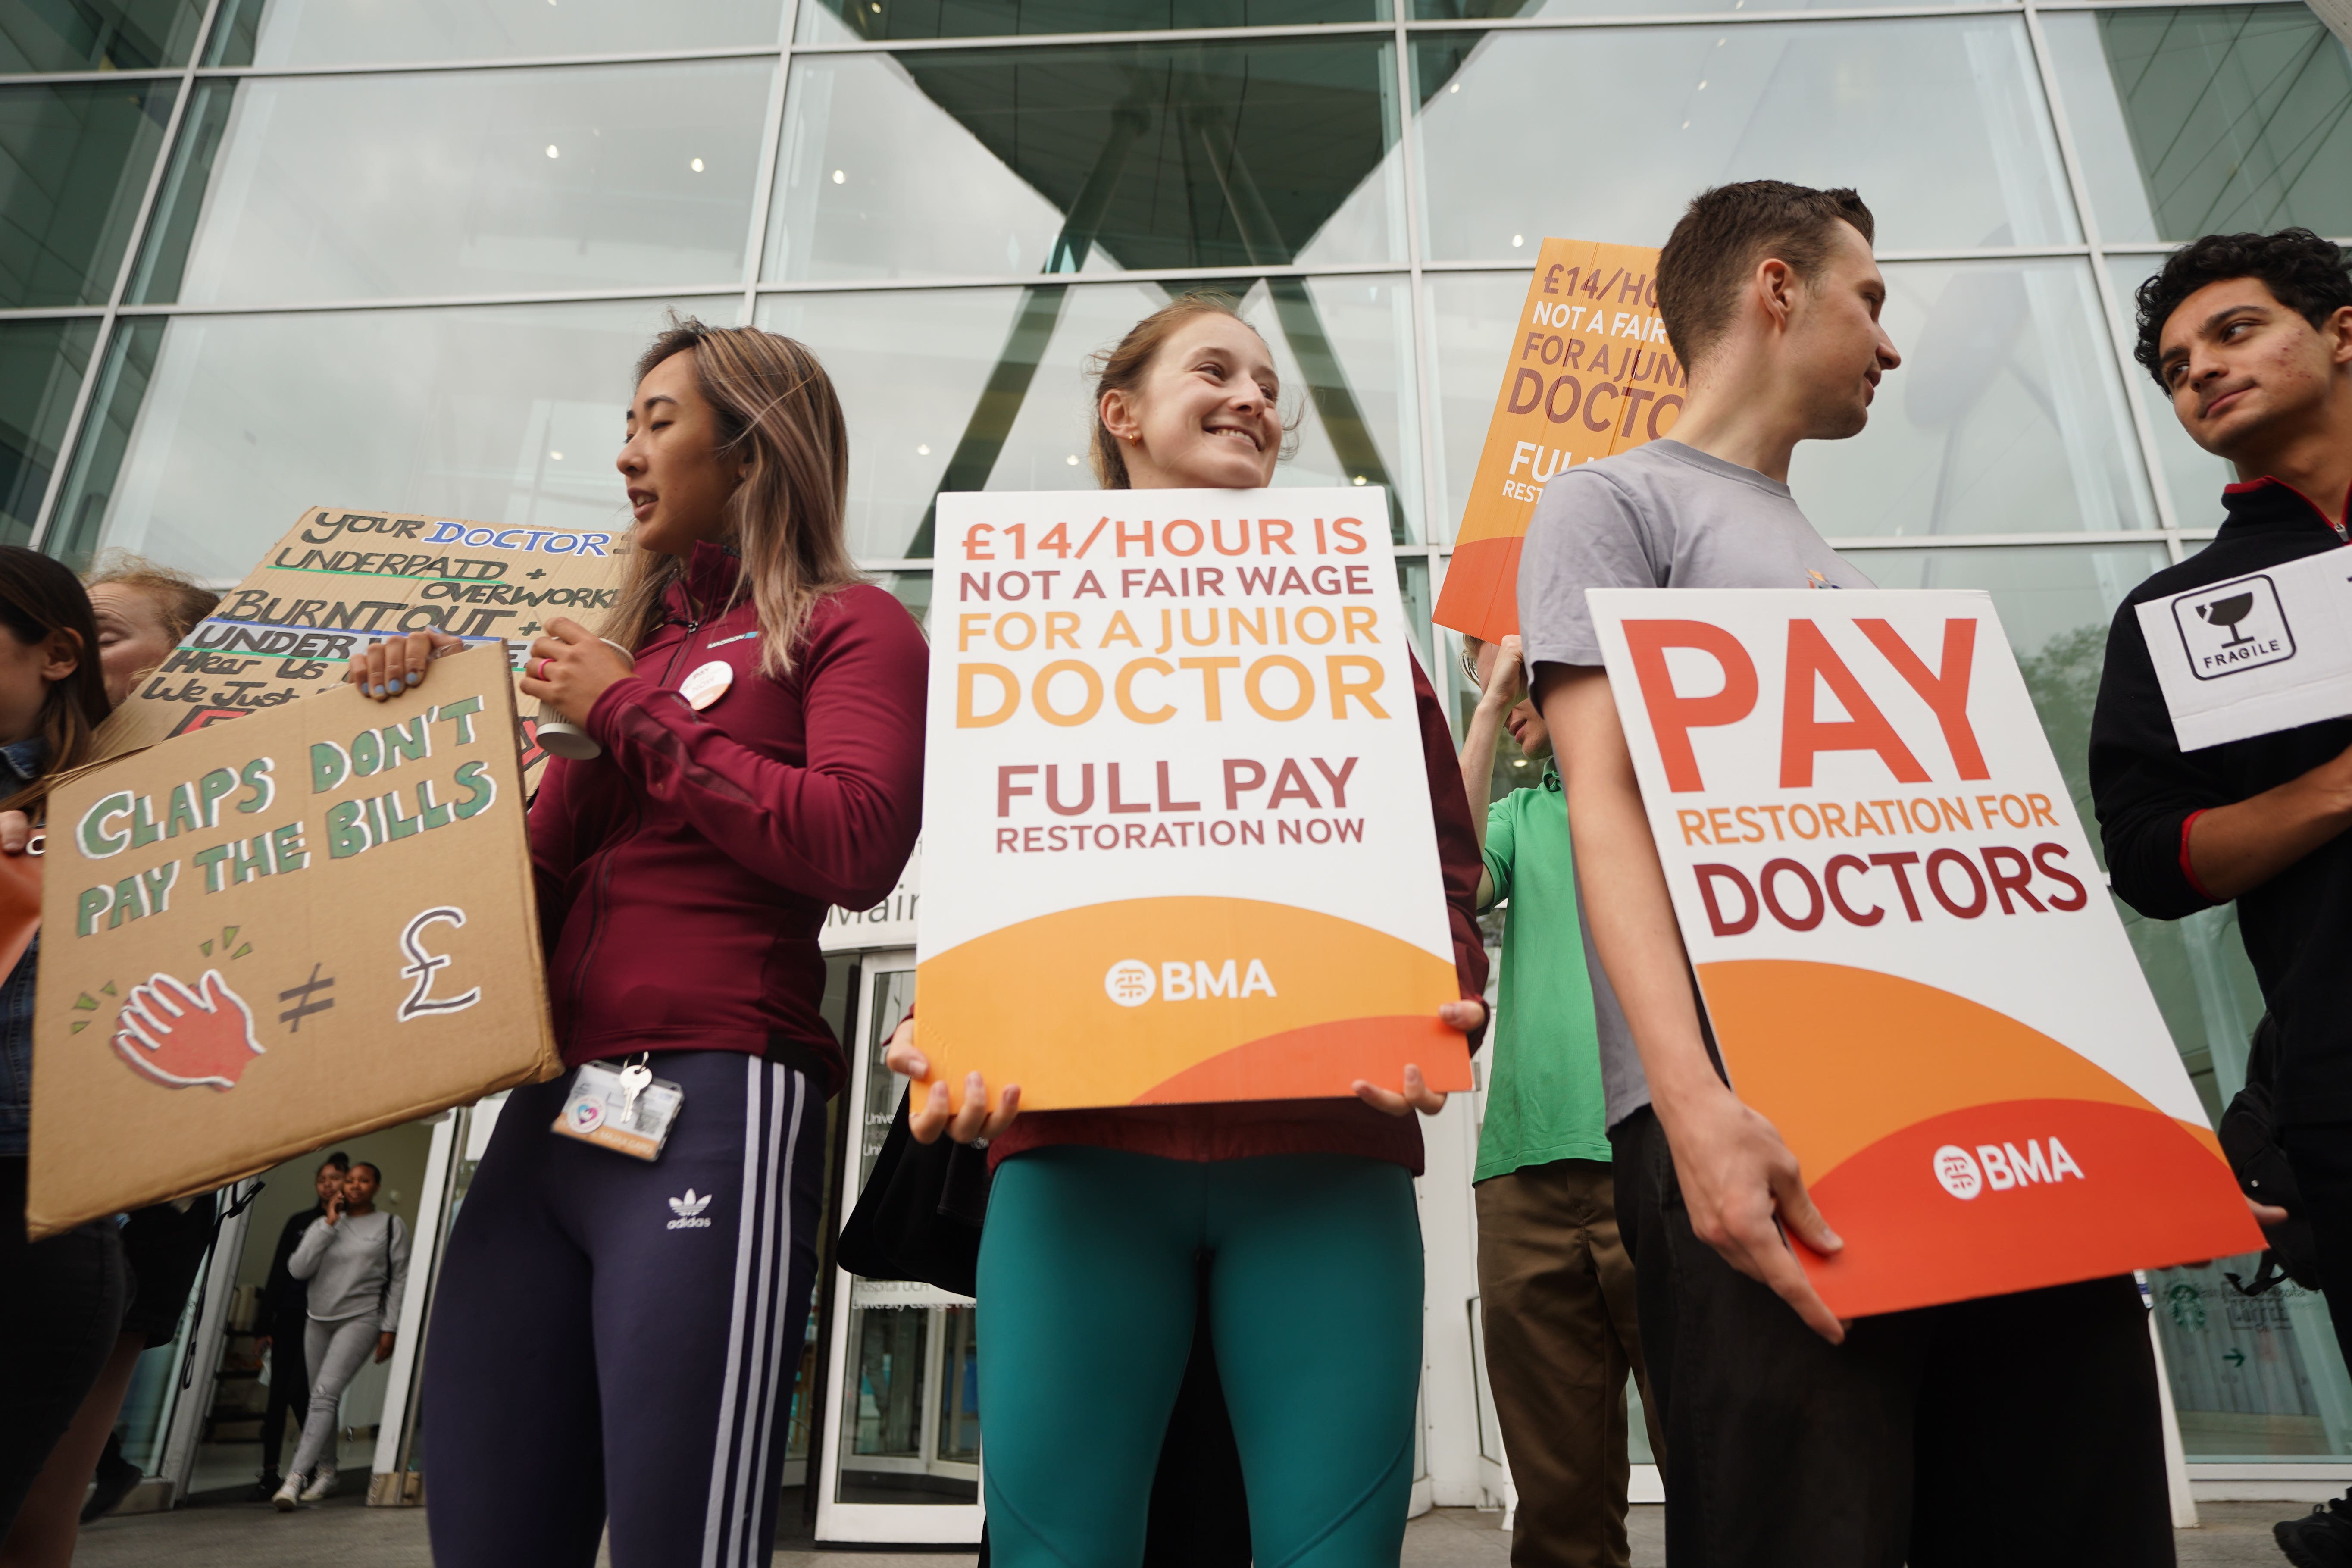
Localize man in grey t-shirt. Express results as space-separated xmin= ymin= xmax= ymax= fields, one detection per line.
xmin=1521 ymin=181 xmax=2174 ymax=1568
xmin=1519 ymin=435 xmax=1872 ymax=1133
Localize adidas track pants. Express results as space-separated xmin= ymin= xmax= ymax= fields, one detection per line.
xmin=423 ymin=1053 xmax=824 ymax=1568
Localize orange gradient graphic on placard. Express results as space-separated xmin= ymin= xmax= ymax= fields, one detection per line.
xmin=1434 ymin=238 xmax=1677 ymax=644
xmin=916 ymin=898 xmax=1467 ymax=1111
xmin=1697 ymin=960 xmax=2262 ymax=1317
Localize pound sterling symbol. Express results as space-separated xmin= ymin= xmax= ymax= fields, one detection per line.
xmin=398 ymin=907 xmax=482 ymax=1023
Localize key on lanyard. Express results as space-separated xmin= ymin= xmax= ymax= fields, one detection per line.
xmin=618 ymin=1063 xmax=653 ymax=1125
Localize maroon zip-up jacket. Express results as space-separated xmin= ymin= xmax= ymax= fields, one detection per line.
xmin=529 ymin=541 xmax=927 ymax=1092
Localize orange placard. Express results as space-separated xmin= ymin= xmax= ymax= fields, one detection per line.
xmin=1588 ymin=588 xmax=2262 ymax=1317
xmin=1434 ymin=239 xmax=1681 ymax=644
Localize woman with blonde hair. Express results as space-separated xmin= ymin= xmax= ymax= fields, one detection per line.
xmin=349 ymin=319 xmax=927 ymax=1568
xmin=888 ymin=292 xmax=1489 ymax=1567
xmin=84 ymin=552 xmax=219 ymax=704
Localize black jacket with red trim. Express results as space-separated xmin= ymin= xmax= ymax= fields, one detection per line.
xmin=2090 ymin=476 xmax=2352 ymax=1126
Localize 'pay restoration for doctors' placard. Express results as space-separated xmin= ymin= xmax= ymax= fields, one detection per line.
xmin=1590 ymin=588 xmax=2258 ymax=1317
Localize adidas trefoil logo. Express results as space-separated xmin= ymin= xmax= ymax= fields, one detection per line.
xmin=666 ymin=1188 xmax=714 ymax=1230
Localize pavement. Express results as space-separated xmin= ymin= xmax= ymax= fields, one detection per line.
xmin=66 ymin=1492 xmax=2318 ymax=1565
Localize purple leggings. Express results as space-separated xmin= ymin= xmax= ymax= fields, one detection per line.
xmin=424 ymin=1054 xmax=824 ymax=1568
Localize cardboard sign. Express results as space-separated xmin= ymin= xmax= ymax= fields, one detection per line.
xmin=2135 ymin=547 xmax=2352 ymax=750
xmin=1589 ymin=588 xmax=2260 ymax=1317
xmin=1433 ymin=240 xmax=1678 ymax=643
xmin=29 ymin=645 xmax=557 ymax=1236
xmin=916 ymin=489 xmax=1467 ymax=1110
xmin=98 ymin=505 xmax=623 ymax=783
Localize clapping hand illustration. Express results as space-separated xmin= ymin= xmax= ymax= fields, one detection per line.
xmin=113 ymin=970 xmax=265 ymax=1090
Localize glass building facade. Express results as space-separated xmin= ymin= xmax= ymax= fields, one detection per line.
xmin=6 ymin=0 xmax=2352 ymax=1474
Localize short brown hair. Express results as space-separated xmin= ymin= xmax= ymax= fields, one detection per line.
xmin=1087 ymin=292 xmax=1296 ymax=488
xmin=1656 ymin=181 xmax=1877 ymax=370
xmin=86 ymin=551 xmax=221 ymax=643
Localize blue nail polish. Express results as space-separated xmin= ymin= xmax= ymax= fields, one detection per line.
xmin=371 ymin=685 xmax=385 ymax=698
xmin=388 ymin=674 xmax=405 ymax=693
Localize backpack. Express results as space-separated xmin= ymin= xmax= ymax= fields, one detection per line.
xmin=2217 ymin=1014 xmax=2320 ymax=1295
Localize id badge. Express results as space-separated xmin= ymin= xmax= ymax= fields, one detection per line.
xmin=550 ymin=1061 xmax=683 ymax=1161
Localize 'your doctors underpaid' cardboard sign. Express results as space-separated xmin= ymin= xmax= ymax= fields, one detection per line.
xmin=28 ymin=645 xmax=557 ymax=1236
xmin=1589 ymin=589 xmax=2259 ymax=1317
xmin=916 ymin=489 xmax=1466 ymax=1110
xmin=2136 ymin=546 xmax=2352 ymax=750
xmin=97 ymin=505 xmax=622 ymax=786
xmin=1433 ymin=239 xmax=1678 ymax=645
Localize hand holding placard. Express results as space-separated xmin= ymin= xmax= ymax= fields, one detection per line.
xmin=1586 ymin=588 xmax=2260 ymax=1318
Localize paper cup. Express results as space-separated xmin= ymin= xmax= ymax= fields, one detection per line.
xmin=535 ymin=720 xmax=602 ymax=761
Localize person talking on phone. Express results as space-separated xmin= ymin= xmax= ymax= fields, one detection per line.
xmin=347 ymin=319 xmax=926 ymax=1568
xmin=886 ymin=293 xmax=1487 ymax=1568
xmin=274 ymin=1162 xmax=407 ymax=1510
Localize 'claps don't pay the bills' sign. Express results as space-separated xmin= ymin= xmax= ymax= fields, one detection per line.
xmin=916 ymin=489 xmax=1465 ymax=1111
xmin=29 ymin=645 xmax=558 ymax=1236
xmin=1589 ymin=589 xmax=2259 ymax=1317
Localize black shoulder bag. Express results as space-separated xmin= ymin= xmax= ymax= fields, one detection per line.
xmin=2219 ymin=1014 xmax=2321 ymax=1296
xmin=835 ymin=1089 xmax=991 ymax=1299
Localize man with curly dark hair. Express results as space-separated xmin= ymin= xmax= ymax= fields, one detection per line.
xmin=2090 ymin=226 xmax=2352 ymax=1568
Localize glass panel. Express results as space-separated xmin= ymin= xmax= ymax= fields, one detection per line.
xmin=876 ymin=570 xmax=934 ymax=632
xmin=2043 ymin=6 xmax=2352 ymax=246
xmin=1397 ymin=552 xmax=1430 ymax=668
xmin=1791 ymin=259 xmax=2157 ymax=538
xmin=766 ymin=38 xmax=1403 ymax=282
xmin=1413 ymin=19 xmax=2077 ymax=259
xmin=2105 ymin=253 xmax=2236 ymax=529
xmin=1848 ymin=542 xmax=2166 ymax=841
xmin=834 ymin=964 xmax=979 ymax=1505
xmin=935 ymin=1306 xmax=980 ymax=1461
xmin=129 ymin=62 xmax=769 ymax=307
xmin=1 ymin=0 xmax=207 ymax=72
xmin=0 ymin=80 xmax=177 ymax=308
xmin=801 ymin=0 xmax=1381 ymax=42
xmin=1423 ymin=270 xmax=1533 ymax=545
xmin=2137 ymin=903 xmax=2349 ymax=1459
xmin=50 ymin=295 xmax=734 ymax=580
xmin=205 ymin=0 xmax=785 ymax=67
xmin=1426 ymin=260 xmax=2153 ymax=541
xmin=1840 ymin=538 xmax=2352 ymax=1457
xmin=2154 ymin=1251 xmax=2352 ymax=1459
xmin=0 ymin=316 xmax=100 ymax=545
xmin=1417 ymin=0 xmax=1985 ymax=16
xmin=761 ymin=274 xmax=1420 ymax=556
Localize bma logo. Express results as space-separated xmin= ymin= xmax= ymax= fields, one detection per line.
xmin=2172 ymin=573 xmax=2295 ymax=680
xmin=1931 ymin=1139 xmax=2086 ymax=1200
xmin=1103 ymin=959 xmax=1279 ymax=1008
xmin=666 ymin=1189 xmax=714 ymax=1230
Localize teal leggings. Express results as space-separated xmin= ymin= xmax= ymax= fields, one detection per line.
xmin=976 ymin=1145 xmax=1423 ymax=1568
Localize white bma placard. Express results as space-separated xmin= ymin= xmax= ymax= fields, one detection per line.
xmin=912 ymin=488 xmax=1466 ymax=1110
xmin=2137 ymin=547 xmax=2352 ymax=749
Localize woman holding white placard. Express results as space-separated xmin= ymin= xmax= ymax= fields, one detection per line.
xmin=886 ymin=293 xmax=1488 ymax=1568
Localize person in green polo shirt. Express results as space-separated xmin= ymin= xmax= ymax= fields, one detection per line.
xmin=1460 ymin=630 xmax=1661 ymax=1568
